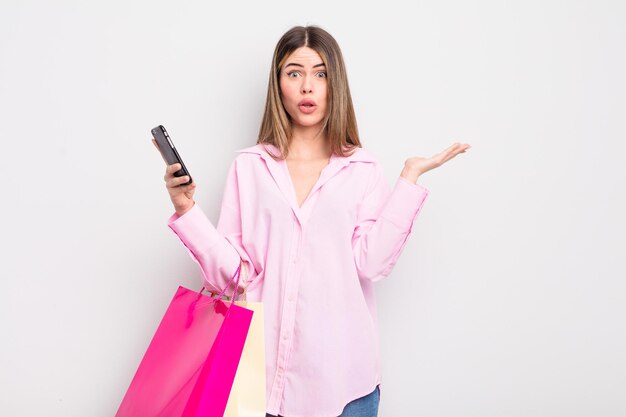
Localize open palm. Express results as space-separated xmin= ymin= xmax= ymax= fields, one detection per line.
xmin=407 ymin=142 xmax=471 ymax=176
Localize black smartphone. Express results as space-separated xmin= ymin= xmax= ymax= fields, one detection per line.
xmin=151 ymin=125 xmax=192 ymax=186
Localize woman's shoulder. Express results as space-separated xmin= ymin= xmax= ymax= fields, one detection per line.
xmin=234 ymin=143 xmax=280 ymax=160
xmin=228 ymin=143 xmax=282 ymax=174
xmin=342 ymin=146 xmax=379 ymax=163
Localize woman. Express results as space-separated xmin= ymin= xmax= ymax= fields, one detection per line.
xmin=155 ymin=25 xmax=469 ymax=417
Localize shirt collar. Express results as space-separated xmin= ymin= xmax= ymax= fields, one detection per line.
xmin=235 ymin=143 xmax=376 ymax=164
xmin=235 ymin=143 xmax=377 ymax=225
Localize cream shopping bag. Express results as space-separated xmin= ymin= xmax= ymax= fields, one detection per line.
xmin=223 ymin=259 xmax=266 ymax=417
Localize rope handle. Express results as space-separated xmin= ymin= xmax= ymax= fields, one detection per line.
xmin=200 ymin=258 xmax=248 ymax=302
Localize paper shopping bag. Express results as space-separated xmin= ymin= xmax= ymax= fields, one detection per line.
xmin=223 ymin=300 xmax=266 ymax=417
xmin=116 ymin=264 xmax=253 ymax=417
xmin=223 ymin=260 xmax=267 ymax=417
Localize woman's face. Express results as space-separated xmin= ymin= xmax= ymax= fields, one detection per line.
xmin=279 ymin=46 xmax=328 ymax=130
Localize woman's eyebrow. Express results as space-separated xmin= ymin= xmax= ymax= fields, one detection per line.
xmin=284 ymin=62 xmax=326 ymax=69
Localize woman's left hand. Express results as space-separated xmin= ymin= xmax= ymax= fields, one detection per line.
xmin=401 ymin=142 xmax=471 ymax=183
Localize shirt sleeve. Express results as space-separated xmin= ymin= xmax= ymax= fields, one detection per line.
xmin=351 ymin=162 xmax=429 ymax=282
xmin=167 ymin=158 xmax=256 ymax=297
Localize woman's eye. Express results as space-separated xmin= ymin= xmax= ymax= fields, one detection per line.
xmin=286 ymin=71 xmax=326 ymax=78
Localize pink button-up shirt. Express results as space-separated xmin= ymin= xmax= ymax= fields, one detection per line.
xmin=167 ymin=143 xmax=429 ymax=417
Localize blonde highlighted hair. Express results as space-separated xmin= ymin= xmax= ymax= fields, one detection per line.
xmin=257 ymin=25 xmax=361 ymax=160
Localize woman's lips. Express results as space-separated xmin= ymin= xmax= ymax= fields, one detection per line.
xmin=298 ymin=104 xmax=317 ymax=114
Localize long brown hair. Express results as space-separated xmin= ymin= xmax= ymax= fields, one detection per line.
xmin=257 ymin=25 xmax=361 ymax=160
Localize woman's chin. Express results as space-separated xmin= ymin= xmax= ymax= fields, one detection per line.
xmin=291 ymin=116 xmax=325 ymax=129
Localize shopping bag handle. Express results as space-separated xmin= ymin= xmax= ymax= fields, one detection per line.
xmin=200 ymin=260 xmax=243 ymax=302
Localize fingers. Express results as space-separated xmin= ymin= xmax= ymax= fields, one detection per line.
xmin=453 ymin=144 xmax=471 ymax=158
xmin=456 ymin=143 xmax=471 ymax=150
xmin=434 ymin=143 xmax=470 ymax=165
xmin=166 ymin=174 xmax=191 ymax=189
xmin=166 ymin=163 xmax=181 ymax=174
xmin=446 ymin=142 xmax=462 ymax=151
xmin=444 ymin=143 xmax=470 ymax=157
xmin=164 ymin=163 xmax=182 ymax=180
xmin=433 ymin=146 xmax=458 ymax=165
xmin=179 ymin=182 xmax=196 ymax=194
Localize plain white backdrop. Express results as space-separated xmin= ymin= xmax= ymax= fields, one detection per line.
xmin=1 ymin=1 xmax=625 ymax=416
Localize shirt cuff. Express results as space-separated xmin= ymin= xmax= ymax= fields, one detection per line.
xmin=167 ymin=203 xmax=223 ymax=254
xmin=380 ymin=176 xmax=430 ymax=229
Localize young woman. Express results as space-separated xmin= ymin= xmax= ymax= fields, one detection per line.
xmin=155 ymin=25 xmax=470 ymax=417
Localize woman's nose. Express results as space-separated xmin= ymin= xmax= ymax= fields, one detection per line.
xmin=301 ymin=78 xmax=312 ymax=94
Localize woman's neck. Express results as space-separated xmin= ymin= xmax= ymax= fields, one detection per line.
xmin=288 ymin=125 xmax=330 ymax=160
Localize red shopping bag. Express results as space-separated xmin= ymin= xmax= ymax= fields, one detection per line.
xmin=116 ymin=263 xmax=253 ymax=417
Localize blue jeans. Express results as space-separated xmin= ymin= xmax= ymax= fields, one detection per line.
xmin=266 ymin=384 xmax=380 ymax=417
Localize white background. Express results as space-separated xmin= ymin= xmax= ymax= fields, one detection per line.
xmin=1 ymin=1 xmax=625 ymax=416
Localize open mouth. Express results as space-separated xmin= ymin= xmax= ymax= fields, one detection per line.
xmin=299 ymin=104 xmax=317 ymax=113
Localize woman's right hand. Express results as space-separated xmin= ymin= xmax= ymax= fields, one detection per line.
xmin=153 ymin=139 xmax=196 ymax=216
